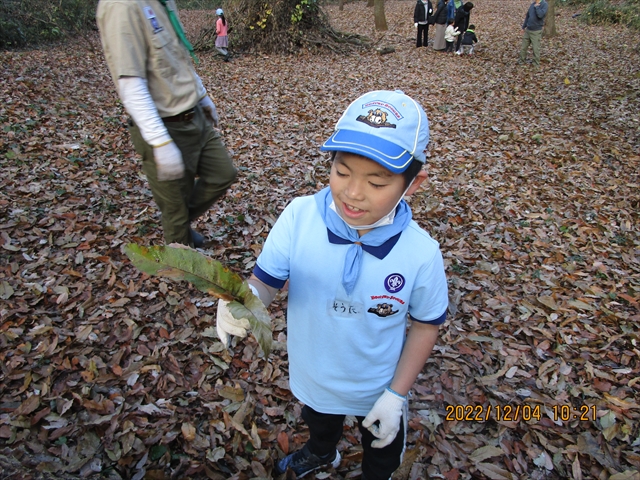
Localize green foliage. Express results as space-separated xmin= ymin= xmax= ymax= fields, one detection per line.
xmin=0 ymin=0 xmax=98 ymax=47
xmin=177 ymin=0 xmax=222 ymax=9
xmin=291 ymin=0 xmax=314 ymax=23
xmin=123 ymin=244 xmax=273 ymax=355
xmin=561 ymin=0 xmax=640 ymax=30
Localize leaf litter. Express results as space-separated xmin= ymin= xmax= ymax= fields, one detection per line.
xmin=0 ymin=0 xmax=639 ymax=479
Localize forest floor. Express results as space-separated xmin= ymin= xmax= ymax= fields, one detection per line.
xmin=1 ymin=0 xmax=639 ymax=479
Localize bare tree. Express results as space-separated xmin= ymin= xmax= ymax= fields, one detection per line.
xmin=368 ymin=0 xmax=374 ymax=6
xmin=543 ymin=0 xmax=557 ymax=36
xmin=374 ymin=0 xmax=387 ymax=31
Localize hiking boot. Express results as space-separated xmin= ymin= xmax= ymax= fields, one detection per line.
xmin=274 ymin=445 xmax=340 ymax=478
xmin=189 ymin=228 xmax=205 ymax=248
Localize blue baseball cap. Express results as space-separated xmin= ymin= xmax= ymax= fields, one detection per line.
xmin=321 ymin=90 xmax=429 ymax=173
xmin=216 ymin=8 xmax=224 ymax=15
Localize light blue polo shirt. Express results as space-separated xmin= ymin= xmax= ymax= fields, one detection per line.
xmin=254 ymin=195 xmax=448 ymax=416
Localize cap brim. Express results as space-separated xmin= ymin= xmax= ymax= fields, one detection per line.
xmin=320 ymin=129 xmax=414 ymax=173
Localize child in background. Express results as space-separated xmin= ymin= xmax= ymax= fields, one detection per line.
xmin=444 ymin=19 xmax=460 ymax=53
xmin=216 ymin=90 xmax=449 ymax=480
xmin=215 ymin=8 xmax=229 ymax=61
xmin=460 ymin=24 xmax=478 ymax=54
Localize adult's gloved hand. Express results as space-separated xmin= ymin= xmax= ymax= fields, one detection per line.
xmin=362 ymin=388 xmax=406 ymax=448
xmin=414 ymin=22 xmax=418 ymax=28
xmin=199 ymin=95 xmax=219 ymax=127
xmin=216 ymin=284 xmax=260 ymax=347
xmin=153 ymin=140 xmax=184 ymax=181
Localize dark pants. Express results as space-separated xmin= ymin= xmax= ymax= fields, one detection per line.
xmin=302 ymin=405 xmax=405 ymax=480
xmin=128 ymin=105 xmax=237 ymax=246
xmin=445 ymin=40 xmax=454 ymax=52
xmin=455 ymin=32 xmax=464 ymax=52
xmin=416 ymin=23 xmax=429 ymax=47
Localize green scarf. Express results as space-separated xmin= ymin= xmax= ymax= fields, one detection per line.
xmin=157 ymin=0 xmax=199 ymax=64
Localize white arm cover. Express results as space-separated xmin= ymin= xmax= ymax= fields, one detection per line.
xmin=194 ymin=74 xmax=208 ymax=100
xmin=118 ymin=76 xmax=172 ymax=147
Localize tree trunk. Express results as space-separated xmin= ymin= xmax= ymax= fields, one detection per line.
xmin=374 ymin=0 xmax=387 ymax=30
xmin=339 ymin=0 xmax=344 ymax=10
xmin=543 ymin=0 xmax=557 ymax=36
xmin=368 ymin=0 xmax=374 ymax=7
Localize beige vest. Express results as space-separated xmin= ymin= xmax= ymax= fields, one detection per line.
xmin=97 ymin=0 xmax=202 ymax=116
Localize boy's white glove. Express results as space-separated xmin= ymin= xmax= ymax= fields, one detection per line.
xmin=216 ymin=284 xmax=260 ymax=347
xmin=153 ymin=140 xmax=185 ymax=181
xmin=362 ymin=388 xmax=406 ymax=448
xmin=414 ymin=22 xmax=418 ymax=28
xmin=198 ymin=96 xmax=219 ymax=127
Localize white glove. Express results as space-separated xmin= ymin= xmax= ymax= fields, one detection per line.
xmin=198 ymin=96 xmax=219 ymax=128
xmin=216 ymin=284 xmax=260 ymax=347
xmin=414 ymin=23 xmax=418 ymax=28
xmin=362 ymin=388 xmax=406 ymax=448
xmin=153 ymin=140 xmax=184 ymax=181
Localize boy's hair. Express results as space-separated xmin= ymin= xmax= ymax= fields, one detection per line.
xmin=468 ymin=24 xmax=475 ymax=29
xmin=448 ymin=19 xmax=454 ymax=24
xmin=329 ymin=151 xmax=424 ymax=189
xmin=320 ymin=90 xmax=430 ymax=175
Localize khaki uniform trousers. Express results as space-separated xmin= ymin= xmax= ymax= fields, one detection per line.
xmin=128 ymin=104 xmax=237 ymax=246
xmin=520 ymin=28 xmax=542 ymax=67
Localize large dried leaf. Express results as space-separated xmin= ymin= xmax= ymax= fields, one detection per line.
xmin=124 ymin=243 xmax=272 ymax=355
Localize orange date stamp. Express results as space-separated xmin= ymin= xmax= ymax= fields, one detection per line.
xmin=445 ymin=404 xmax=540 ymax=422
xmin=445 ymin=404 xmax=597 ymax=422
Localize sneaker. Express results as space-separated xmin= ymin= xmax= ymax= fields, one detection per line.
xmin=455 ymin=50 xmax=462 ymax=55
xmin=274 ymin=445 xmax=341 ymax=478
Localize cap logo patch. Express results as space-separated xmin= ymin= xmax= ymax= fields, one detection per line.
xmin=357 ymin=109 xmax=396 ymax=129
xmin=384 ymin=273 xmax=405 ymax=293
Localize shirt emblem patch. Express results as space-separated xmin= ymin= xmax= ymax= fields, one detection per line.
xmin=368 ymin=303 xmax=399 ymax=318
xmin=384 ymin=273 xmax=405 ymax=293
xmin=144 ymin=6 xmax=164 ymax=33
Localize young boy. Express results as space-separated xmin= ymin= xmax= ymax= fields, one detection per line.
xmin=216 ymin=90 xmax=449 ymax=480
xmin=444 ymin=19 xmax=460 ymax=53
xmin=460 ymin=24 xmax=478 ymax=54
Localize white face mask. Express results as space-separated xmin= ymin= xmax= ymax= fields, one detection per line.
xmin=329 ymin=184 xmax=412 ymax=231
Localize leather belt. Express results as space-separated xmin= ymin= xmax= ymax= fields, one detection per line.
xmin=162 ymin=108 xmax=195 ymax=123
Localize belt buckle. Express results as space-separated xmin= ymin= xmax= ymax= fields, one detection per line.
xmin=184 ymin=110 xmax=195 ymax=122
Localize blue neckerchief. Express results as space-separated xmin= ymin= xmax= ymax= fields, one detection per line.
xmin=314 ymin=187 xmax=411 ymax=296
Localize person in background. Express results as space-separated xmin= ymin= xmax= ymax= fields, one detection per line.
xmin=519 ymin=0 xmax=548 ymax=68
xmin=413 ymin=0 xmax=433 ymax=48
xmin=96 ymin=0 xmax=237 ymax=248
xmin=453 ymin=1 xmax=473 ymax=54
xmin=447 ymin=0 xmax=463 ymax=22
xmin=460 ymin=24 xmax=478 ymax=54
xmin=215 ymin=8 xmax=230 ymax=61
xmin=216 ymin=90 xmax=449 ymax=480
xmin=444 ymin=19 xmax=460 ymax=53
xmin=432 ymin=0 xmax=449 ymax=51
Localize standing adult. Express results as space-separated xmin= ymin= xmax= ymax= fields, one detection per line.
xmin=413 ymin=0 xmax=433 ymax=48
xmin=432 ymin=0 xmax=449 ymax=51
xmin=96 ymin=0 xmax=237 ymax=248
xmin=519 ymin=0 xmax=548 ymax=68
xmin=447 ymin=0 xmax=463 ymax=23
xmin=453 ymin=2 xmax=473 ymax=54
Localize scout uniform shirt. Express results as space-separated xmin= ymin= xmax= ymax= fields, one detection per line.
xmin=96 ymin=0 xmax=203 ymax=117
xmin=253 ymin=195 xmax=449 ymax=416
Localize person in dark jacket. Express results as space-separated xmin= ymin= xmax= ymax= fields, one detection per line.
xmin=432 ymin=0 xmax=449 ymax=51
xmin=519 ymin=0 xmax=548 ymax=68
xmin=459 ymin=24 xmax=478 ymax=54
xmin=414 ymin=0 xmax=434 ymax=48
xmin=453 ymin=2 xmax=473 ymax=54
